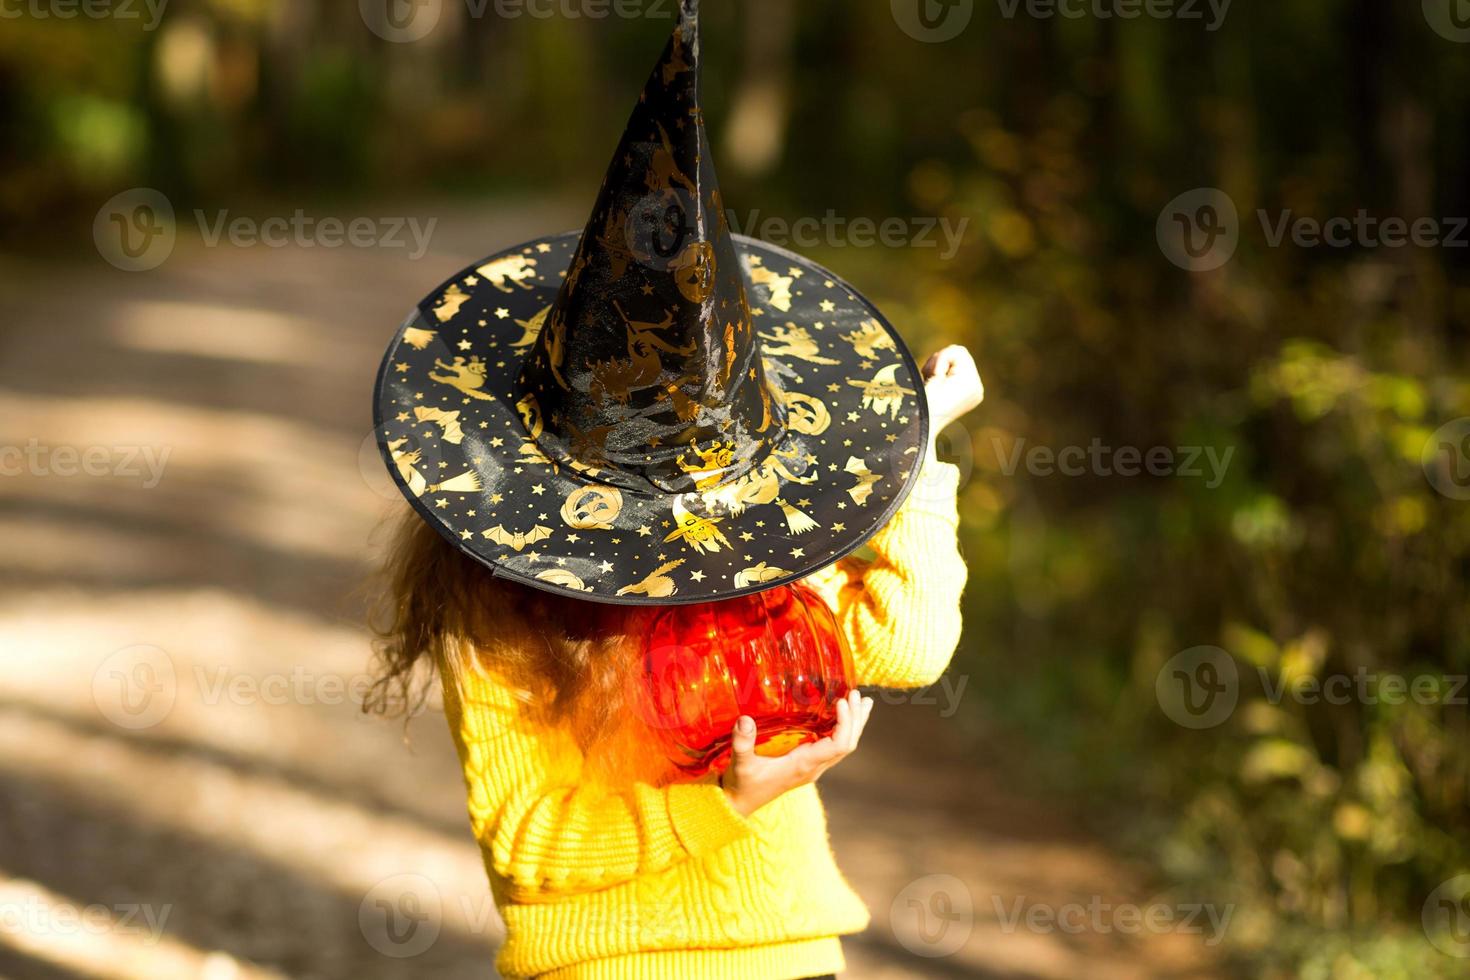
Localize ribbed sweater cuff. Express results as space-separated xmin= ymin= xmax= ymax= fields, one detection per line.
xmin=665 ymin=782 xmax=752 ymax=857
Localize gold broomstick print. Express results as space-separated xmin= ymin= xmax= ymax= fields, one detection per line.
xmin=429 ymin=357 xmax=496 ymax=401
xmin=617 ymin=559 xmax=685 ymax=598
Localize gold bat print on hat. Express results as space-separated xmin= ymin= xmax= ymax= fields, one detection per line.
xmin=483 ymin=524 xmax=554 ymax=551
xmin=844 ymin=455 xmax=881 ymax=506
xmin=414 ymin=406 xmax=464 ymax=444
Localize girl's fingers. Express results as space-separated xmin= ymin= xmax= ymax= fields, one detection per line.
xmin=730 ymin=715 xmax=757 ymax=759
xmin=843 ymin=690 xmax=864 ymax=751
xmin=829 ymin=694 xmax=852 ymax=747
xmin=787 ymin=735 xmax=842 ymax=771
xmin=851 ymin=696 xmax=874 ymax=748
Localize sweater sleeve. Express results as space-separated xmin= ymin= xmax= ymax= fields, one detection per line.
xmin=437 ymin=651 xmax=752 ymax=902
xmin=804 ymin=457 xmax=968 ymax=689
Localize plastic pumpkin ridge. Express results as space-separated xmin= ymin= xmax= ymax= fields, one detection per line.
xmin=636 ymin=583 xmax=854 ymax=777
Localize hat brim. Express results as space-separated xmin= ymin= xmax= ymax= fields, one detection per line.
xmin=373 ymin=232 xmax=930 ymax=605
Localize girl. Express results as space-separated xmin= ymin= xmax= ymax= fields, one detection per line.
xmin=371 ymin=346 xmax=982 ymax=979
xmin=368 ymin=4 xmax=982 ymax=975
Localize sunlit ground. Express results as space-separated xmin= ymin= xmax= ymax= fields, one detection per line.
xmin=0 ymin=201 xmax=1230 ymax=979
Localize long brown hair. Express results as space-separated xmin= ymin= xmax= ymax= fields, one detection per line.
xmin=365 ymin=509 xmax=645 ymax=755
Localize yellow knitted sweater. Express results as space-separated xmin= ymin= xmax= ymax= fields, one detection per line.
xmin=437 ymin=460 xmax=967 ymax=979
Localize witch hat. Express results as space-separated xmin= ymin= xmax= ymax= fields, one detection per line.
xmin=374 ymin=0 xmax=930 ymax=604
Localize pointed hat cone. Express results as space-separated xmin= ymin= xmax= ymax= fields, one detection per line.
xmin=515 ymin=0 xmax=784 ymax=494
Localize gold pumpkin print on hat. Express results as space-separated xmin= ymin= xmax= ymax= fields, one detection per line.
xmin=373 ymin=0 xmax=929 ymax=605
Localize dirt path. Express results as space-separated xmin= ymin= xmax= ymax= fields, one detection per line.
xmin=0 ymin=204 xmax=1231 ymax=979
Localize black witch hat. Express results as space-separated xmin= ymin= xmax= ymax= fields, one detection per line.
xmin=374 ymin=0 xmax=929 ymax=604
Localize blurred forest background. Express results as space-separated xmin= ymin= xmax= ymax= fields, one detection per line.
xmin=3 ymin=0 xmax=1470 ymax=978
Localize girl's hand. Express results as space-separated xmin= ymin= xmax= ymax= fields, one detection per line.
xmin=922 ymin=344 xmax=985 ymax=434
xmin=719 ymin=690 xmax=874 ymax=818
